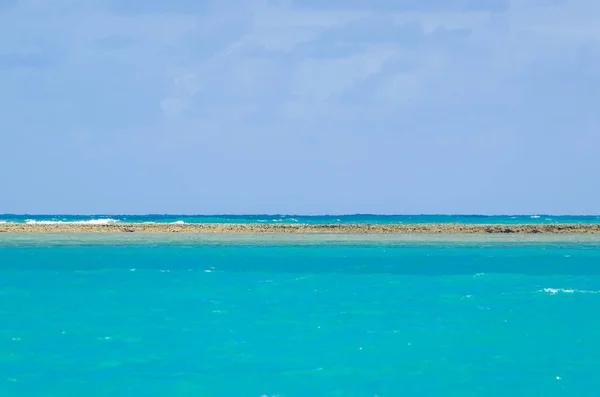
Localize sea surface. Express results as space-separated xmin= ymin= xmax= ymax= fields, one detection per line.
xmin=1 ymin=214 xmax=600 ymax=224
xmin=2 ymin=233 xmax=600 ymax=396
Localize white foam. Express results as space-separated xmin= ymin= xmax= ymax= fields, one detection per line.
xmin=541 ymin=288 xmax=599 ymax=295
xmin=171 ymin=220 xmax=185 ymax=224
xmin=24 ymin=219 xmax=120 ymax=225
xmin=531 ymin=215 xmax=541 ymax=219
xmin=0 ymin=221 xmax=7 ymax=224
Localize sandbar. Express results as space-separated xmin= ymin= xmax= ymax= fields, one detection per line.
xmin=1 ymin=223 xmax=600 ymax=233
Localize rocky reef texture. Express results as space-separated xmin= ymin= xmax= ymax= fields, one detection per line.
xmin=2 ymin=223 xmax=600 ymax=233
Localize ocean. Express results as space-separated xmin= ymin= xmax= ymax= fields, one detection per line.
xmin=1 ymin=214 xmax=600 ymax=225
xmin=2 ymin=233 xmax=600 ymax=396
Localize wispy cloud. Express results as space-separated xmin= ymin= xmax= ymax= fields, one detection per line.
xmin=161 ymin=73 xmax=201 ymax=116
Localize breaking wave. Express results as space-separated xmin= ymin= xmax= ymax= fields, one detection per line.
xmin=24 ymin=219 xmax=120 ymax=225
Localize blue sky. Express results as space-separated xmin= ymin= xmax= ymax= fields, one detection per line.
xmin=1 ymin=0 xmax=598 ymax=214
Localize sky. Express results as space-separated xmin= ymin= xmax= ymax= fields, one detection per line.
xmin=1 ymin=0 xmax=599 ymax=215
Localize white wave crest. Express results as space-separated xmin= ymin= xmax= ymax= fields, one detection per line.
xmin=540 ymin=288 xmax=600 ymax=295
xmin=171 ymin=220 xmax=185 ymax=224
xmin=25 ymin=219 xmax=120 ymax=225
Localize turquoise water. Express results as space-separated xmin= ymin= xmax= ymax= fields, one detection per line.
xmin=2 ymin=214 xmax=600 ymax=224
xmin=2 ymin=233 xmax=600 ymax=396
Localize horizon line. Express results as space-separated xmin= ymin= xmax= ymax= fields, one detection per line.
xmin=2 ymin=213 xmax=600 ymax=217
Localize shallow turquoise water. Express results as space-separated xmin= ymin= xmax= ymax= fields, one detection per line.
xmin=2 ymin=234 xmax=600 ymax=396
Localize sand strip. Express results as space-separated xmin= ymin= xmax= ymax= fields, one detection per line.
xmin=1 ymin=223 xmax=600 ymax=233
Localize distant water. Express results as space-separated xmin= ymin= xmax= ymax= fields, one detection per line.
xmin=2 ymin=214 xmax=600 ymax=224
xmin=2 ymin=233 xmax=600 ymax=396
